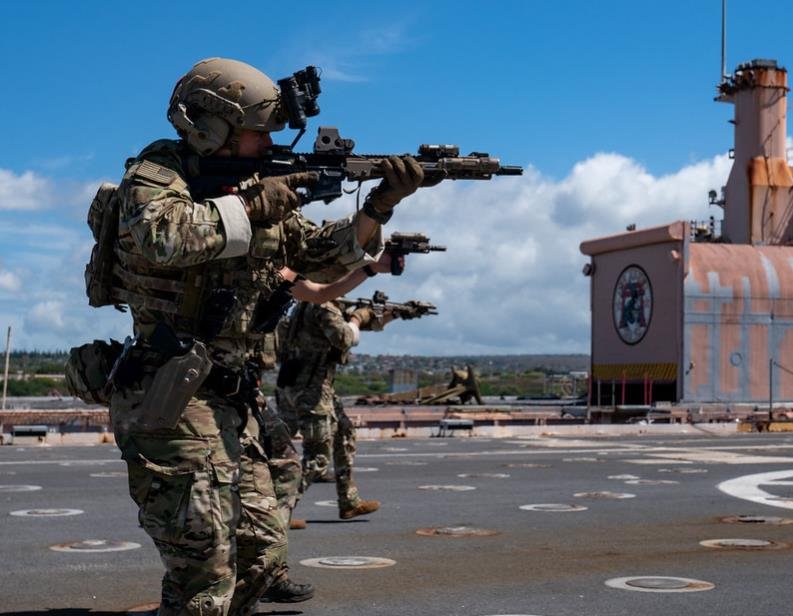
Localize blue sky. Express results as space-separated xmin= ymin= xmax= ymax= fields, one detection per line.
xmin=0 ymin=1 xmax=790 ymax=353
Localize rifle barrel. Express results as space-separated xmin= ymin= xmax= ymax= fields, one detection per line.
xmin=495 ymin=165 xmax=524 ymax=176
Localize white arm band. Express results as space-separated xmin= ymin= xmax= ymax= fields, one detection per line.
xmin=210 ymin=195 xmax=252 ymax=259
xmin=346 ymin=321 xmax=361 ymax=347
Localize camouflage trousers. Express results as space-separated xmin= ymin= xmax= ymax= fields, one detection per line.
xmin=283 ymin=397 xmax=361 ymax=510
xmin=257 ymin=403 xmax=302 ymax=527
xmin=112 ymin=391 xmax=288 ymax=616
xmin=235 ymin=415 xmax=289 ymax=610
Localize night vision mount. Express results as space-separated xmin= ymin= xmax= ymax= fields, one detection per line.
xmin=277 ymin=66 xmax=321 ymax=149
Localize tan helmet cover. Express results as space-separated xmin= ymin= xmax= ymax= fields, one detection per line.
xmin=167 ymin=57 xmax=287 ymax=155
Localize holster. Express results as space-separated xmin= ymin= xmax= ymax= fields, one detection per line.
xmin=130 ymin=340 xmax=212 ymax=431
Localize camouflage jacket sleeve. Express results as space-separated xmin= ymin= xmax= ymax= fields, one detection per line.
xmin=316 ymin=302 xmax=358 ymax=352
xmin=117 ymin=140 xmax=252 ymax=267
xmin=282 ymin=210 xmax=384 ymax=283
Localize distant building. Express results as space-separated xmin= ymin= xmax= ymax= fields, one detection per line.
xmin=389 ymin=369 xmax=418 ymax=394
xmin=581 ymin=60 xmax=793 ymax=405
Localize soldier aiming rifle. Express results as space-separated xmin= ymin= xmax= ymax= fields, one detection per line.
xmin=276 ymin=295 xmax=437 ymax=524
xmin=65 ymin=54 xmax=518 ymax=614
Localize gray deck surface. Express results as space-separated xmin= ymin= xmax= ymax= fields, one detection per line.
xmin=1 ymin=430 xmax=793 ymax=615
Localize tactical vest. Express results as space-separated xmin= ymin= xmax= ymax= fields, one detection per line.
xmin=276 ymin=302 xmax=348 ymax=390
xmin=84 ymin=140 xmax=290 ymax=351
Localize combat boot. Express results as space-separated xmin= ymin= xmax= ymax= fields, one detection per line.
xmin=259 ymin=578 xmax=315 ymax=603
xmin=289 ymin=518 xmax=307 ymax=530
xmin=339 ymin=499 xmax=380 ymax=519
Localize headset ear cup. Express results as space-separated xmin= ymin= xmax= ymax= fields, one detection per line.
xmin=188 ymin=114 xmax=230 ymax=155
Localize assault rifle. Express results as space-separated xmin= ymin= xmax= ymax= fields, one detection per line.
xmin=385 ymin=232 xmax=446 ymax=275
xmin=338 ymin=291 xmax=438 ymax=322
xmin=183 ymin=126 xmax=523 ymax=203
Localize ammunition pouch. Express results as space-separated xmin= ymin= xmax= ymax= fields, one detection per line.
xmin=84 ymin=183 xmax=121 ymax=308
xmin=253 ymin=332 xmax=278 ymax=371
xmin=65 ymin=340 xmax=124 ymax=406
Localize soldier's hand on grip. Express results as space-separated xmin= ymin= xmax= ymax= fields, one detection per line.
xmin=370 ymin=252 xmax=405 ymax=275
xmin=367 ymin=155 xmax=424 ymax=212
xmin=350 ymin=307 xmax=376 ymax=329
xmin=238 ymin=172 xmax=319 ymax=221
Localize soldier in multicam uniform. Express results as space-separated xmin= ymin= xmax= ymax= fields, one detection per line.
xmin=276 ymin=300 xmax=397 ymax=521
xmin=107 ymin=57 xmax=424 ymax=616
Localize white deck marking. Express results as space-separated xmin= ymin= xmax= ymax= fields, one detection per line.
xmin=505 ymin=438 xmax=643 ymax=449
xmin=625 ymin=459 xmax=693 ymax=465
xmin=719 ymin=471 xmax=793 ymax=510
xmin=640 ymin=451 xmax=793 ymax=464
xmin=0 ymin=459 xmax=121 ymax=466
xmin=2 ymin=439 xmax=793 ymax=467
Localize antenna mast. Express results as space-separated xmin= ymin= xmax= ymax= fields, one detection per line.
xmin=721 ymin=0 xmax=728 ymax=82
xmin=2 ymin=326 xmax=10 ymax=411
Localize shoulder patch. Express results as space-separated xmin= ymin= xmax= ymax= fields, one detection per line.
xmin=134 ymin=160 xmax=177 ymax=185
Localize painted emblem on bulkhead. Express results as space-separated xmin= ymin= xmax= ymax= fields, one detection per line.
xmin=613 ymin=265 xmax=652 ymax=344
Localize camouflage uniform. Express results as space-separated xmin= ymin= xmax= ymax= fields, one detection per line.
xmin=110 ymin=139 xmax=382 ymax=616
xmin=276 ymin=301 xmax=363 ymax=510
xmin=249 ymin=337 xmax=302 ymax=529
xmin=258 ymin=403 xmax=302 ymax=527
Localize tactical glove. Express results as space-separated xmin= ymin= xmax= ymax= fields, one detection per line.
xmin=238 ymin=172 xmax=318 ymax=222
xmin=366 ymin=155 xmax=424 ymax=213
xmin=352 ymin=307 xmax=386 ymax=332
xmin=350 ymin=307 xmax=378 ymax=330
xmin=350 ymin=307 xmax=373 ymax=328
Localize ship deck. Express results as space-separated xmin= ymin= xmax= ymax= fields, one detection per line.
xmin=1 ymin=429 xmax=793 ymax=615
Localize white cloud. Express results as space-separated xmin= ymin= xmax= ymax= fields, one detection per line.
xmin=307 ymin=150 xmax=732 ymax=355
xmin=286 ymin=21 xmax=413 ymax=83
xmin=25 ymin=300 xmax=66 ymax=333
xmin=0 ymin=167 xmax=102 ymax=215
xmin=0 ymin=151 xmax=732 ymax=354
xmin=0 ymin=169 xmax=54 ymax=210
xmin=36 ymin=153 xmax=95 ymax=172
xmin=0 ymin=269 xmax=21 ymax=293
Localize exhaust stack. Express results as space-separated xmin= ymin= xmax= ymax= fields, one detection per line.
xmin=717 ymin=60 xmax=793 ymax=245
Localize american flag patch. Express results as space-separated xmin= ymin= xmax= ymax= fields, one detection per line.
xmin=135 ymin=160 xmax=177 ymax=185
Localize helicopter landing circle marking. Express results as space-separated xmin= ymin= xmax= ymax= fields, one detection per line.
xmin=719 ymin=470 xmax=793 ymax=510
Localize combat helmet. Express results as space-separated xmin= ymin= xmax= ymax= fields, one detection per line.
xmin=167 ymin=57 xmax=286 ymax=155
